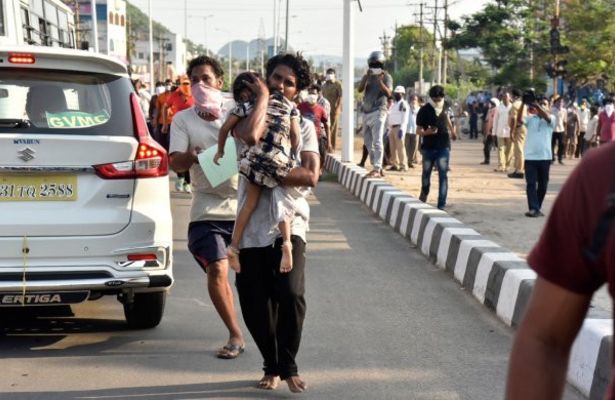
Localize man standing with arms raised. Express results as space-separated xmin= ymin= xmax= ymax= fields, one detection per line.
xmin=168 ymin=55 xmax=245 ymax=360
xmin=358 ymin=51 xmax=393 ymax=178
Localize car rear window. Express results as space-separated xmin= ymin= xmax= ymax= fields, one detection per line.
xmin=0 ymin=68 xmax=135 ymax=136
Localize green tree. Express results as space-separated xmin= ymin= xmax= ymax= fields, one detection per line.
xmin=447 ymin=0 xmax=550 ymax=89
xmin=561 ymin=0 xmax=615 ymax=88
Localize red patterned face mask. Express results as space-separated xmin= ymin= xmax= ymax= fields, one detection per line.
xmin=192 ymin=82 xmax=222 ymax=120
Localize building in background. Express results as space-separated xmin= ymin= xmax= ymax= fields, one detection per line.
xmin=72 ymin=0 xmax=126 ymax=64
xmin=132 ymin=31 xmax=186 ymax=83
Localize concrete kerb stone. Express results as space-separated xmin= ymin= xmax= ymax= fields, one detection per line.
xmin=371 ymin=185 xmax=400 ymax=213
xmin=378 ymin=190 xmax=408 ymax=220
xmin=324 ymin=154 xmax=612 ymax=399
xmin=590 ymin=335 xmax=613 ymax=400
xmin=568 ymin=319 xmax=613 ymax=398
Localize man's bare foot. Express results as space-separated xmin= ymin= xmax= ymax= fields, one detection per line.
xmin=280 ymin=241 xmax=293 ymax=273
xmin=227 ymin=246 xmax=241 ymax=273
xmin=285 ymin=375 xmax=307 ymax=393
xmin=257 ymin=375 xmax=279 ymax=390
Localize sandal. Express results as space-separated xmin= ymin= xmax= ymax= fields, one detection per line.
xmin=366 ymin=170 xmax=381 ymax=178
xmin=216 ymin=343 xmax=245 ymax=359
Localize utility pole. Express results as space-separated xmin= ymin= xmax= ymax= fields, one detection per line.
xmin=442 ymin=0 xmax=449 ymax=85
xmin=410 ymin=2 xmax=426 ymax=94
xmin=258 ymin=17 xmax=266 ymax=75
xmin=393 ymin=21 xmax=398 ymax=74
xmin=379 ymin=31 xmax=391 ymax=58
xmin=418 ymin=2 xmax=425 ymax=95
xmin=553 ymin=0 xmax=560 ymax=97
xmin=432 ymin=0 xmax=438 ymax=85
xmin=284 ymin=0 xmax=289 ymax=52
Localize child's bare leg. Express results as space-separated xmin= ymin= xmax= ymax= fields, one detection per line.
xmin=228 ymin=182 xmax=262 ymax=272
xmin=279 ymin=220 xmax=293 ymax=273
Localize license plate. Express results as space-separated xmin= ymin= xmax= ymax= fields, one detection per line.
xmin=0 ymin=291 xmax=89 ymax=306
xmin=0 ymin=175 xmax=77 ymax=201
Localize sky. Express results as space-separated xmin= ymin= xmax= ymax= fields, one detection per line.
xmin=128 ymin=0 xmax=489 ymax=58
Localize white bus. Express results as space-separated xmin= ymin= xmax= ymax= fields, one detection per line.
xmin=0 ymin=0 xmax=75 ymax=48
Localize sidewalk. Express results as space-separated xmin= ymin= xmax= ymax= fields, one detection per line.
xmin=348 ymin=137 xmax=611 ymax=312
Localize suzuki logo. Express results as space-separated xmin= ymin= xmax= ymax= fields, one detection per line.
xmin=17 ymin=147 xmax=36 ymax=162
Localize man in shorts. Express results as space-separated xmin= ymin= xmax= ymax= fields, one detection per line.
xmin=168 ymin=55 xmax=244 ymax=359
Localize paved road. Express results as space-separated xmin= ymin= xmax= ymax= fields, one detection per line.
xmin=0 ymin=181 xmax=584 ymax=399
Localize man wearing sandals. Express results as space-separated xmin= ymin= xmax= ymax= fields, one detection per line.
xmin=168 ymin=55 xmax=245 ymax=360
xmin=233 ymin=54 xmax=320 ymax=393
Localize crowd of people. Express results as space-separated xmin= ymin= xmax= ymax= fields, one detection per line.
xmin=128 ymin=45 xmax=615 ymax=396
xmin=353 ymin=52 xmax=615 ymax=216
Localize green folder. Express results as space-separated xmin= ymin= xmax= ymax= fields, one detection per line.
xmin=198 ymin=139 xmax=239 ymax=188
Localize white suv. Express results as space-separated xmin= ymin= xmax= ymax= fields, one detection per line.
xmin=0 ymin=47 xmax=173 ymax=328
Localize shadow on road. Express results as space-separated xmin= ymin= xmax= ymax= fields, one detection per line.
xmin=0 ymin=381 xmax=287 ymax=400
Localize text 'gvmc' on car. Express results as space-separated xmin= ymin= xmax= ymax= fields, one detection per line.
xmin=0 ymin=47 xmax=173 ymax=329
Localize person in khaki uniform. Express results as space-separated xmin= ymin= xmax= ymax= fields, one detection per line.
xmin=508 ymin=89 xmax=527 ymax=179
xmin=321 ymin=68 xmax=342 ymax=151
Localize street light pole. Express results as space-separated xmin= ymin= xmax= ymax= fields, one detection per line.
xmin=273 ymin=0 xmax=278 ymax=54
xmin=91 ymin=0 xmax=99 ymax=53
xmin=148 ymin=0 xmax=154 ymax=95
xmin=190 ymin=15 xmax=213 ymax=56
xmin=284 ymin=0 xmax=289 ymax=52
xmin=341 ymin=0 xmax=355 ymax=163
xmin=553 ymin=0 xmax=560 ymax=97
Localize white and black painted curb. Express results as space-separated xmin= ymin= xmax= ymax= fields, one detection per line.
xmin=324 ymin=154 xmax=613 ymax=399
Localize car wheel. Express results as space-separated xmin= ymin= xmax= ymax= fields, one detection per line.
xmin=123 ymin=292 xmax=166 ymax=329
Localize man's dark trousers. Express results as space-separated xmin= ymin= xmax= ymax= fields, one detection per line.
xmin=236 ymin=236 xmax=306 ymax=379
xmin=524 ymin=159 xmax=551 ymax=212
xmin=551 ymin=131 xmax=565 ymax=162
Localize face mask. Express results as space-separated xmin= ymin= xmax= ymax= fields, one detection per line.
xmin=307 ymin=94 xmax=318 ymax=105
xmin=165 ymin=85 xmax=172 ymax=92
xmin=605 ymin=104 xmax=614 ymax=116
xmin=370 ymin=68 xmax=382 ymax=75
xmin=298 ymin=90 xmax=309 ymax=102
xmin=191 ymin=82 xmax=222 ymax=120
xmin=433 ymin=99 xmax=444 ymax=108
xmin=156 ymin=86 xmax=165 ymax=95
xmin=326 ymin=74 xmax=335 ymax=81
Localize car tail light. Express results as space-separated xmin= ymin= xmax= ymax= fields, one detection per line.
xmin=8 ymin=53 xmax=35 ymax=64
xmin=93 ymin=93 xmax=168 ymax=179
xmin=127 ymin=254 xmax=158 ymax=261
